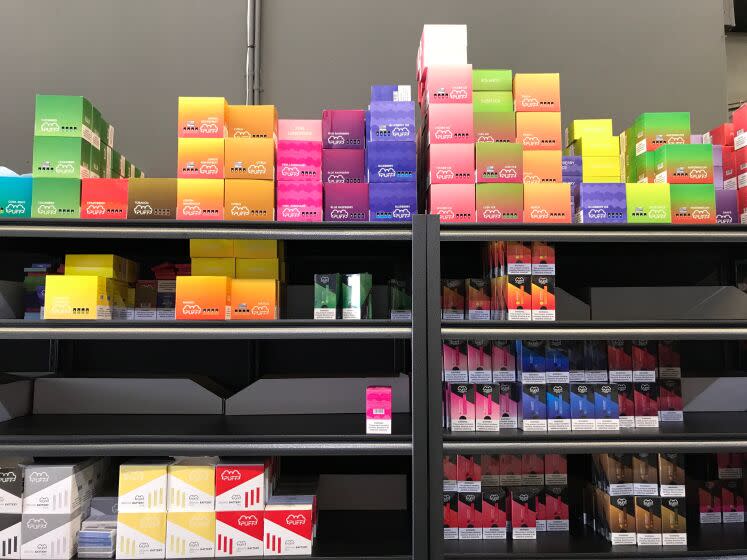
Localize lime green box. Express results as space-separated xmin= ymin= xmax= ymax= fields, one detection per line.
xmin=625 ymin=183 xmax=671 ymax=224
xmin=34 ymin=95 xmax=94 ymax=143
xmin=635 ymin=152 xmax=656 ymax=183
xmin=32 ymin=136 xmax=93 ymax=178
xmin=473 ymin=69 xmax=512 ymax=92
xmin=31 ymin=178 xmax=81 ymax=218
xmin=632 ymin=112 xmax=690 ymax=156
xmin=565 ymin=119 xmax=613 ymax=147
xmin=669 ymin=183 xmax=716 ymax=224
xmin=473 ymin=91 xmax=514 ymax=112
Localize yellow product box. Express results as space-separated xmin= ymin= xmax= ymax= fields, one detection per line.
xmin=45 ymin=275 xmax=113 ymax=320
xmin=191 ymin=257 xmax=236 ymax=278
xmin=236 ymin=258 xmax=283 ymax=281
xmin=117 ymin=512 xmax=167 ymax=559
xmin=572 ymin=135 xmax=620 ymax=157
xmin=582 ymin=156 xmax=620 ymax=181
xmin=166 ymin=512 xmax=216 ymax=559
xmin=190 ymin=239 xmax=235 ymax=258
xmin=110 ymin=278 xmax=131 ymax=320
xmin=583 ymin=176 xmax=622 ymax=184
xmin=167 ymin=458 xmax=216 ymax=511
xmin=175 ymin=276 xmax=231 ymax=321
xmin=230 ymin=279 xmax=279 ymax=320
xmin=65 ymin=254 xmax=139 ymax=283
xmin=565 ymin=119 xmax=613 ymax=147
xmin=118 ymin=462 xmax=171 ymax=513
xmin=233 ymin=239 xmax=283 ymax=259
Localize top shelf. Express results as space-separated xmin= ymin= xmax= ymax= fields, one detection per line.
xmin=0 ymin=219 xmax=413 ymax=241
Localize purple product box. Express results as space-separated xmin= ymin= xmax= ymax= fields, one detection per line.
xmin=573 ymin=183 xmax=627 ymax=224
xmin=367 ymin=141 xmax=417 ymax=183
xmin=324 ymin=182 xmax=369 ymax=222
xmin=716 ymin=189 xmax=738 ymax=224
xmin=371 ymin=84 xmax=412 ymax=102
xmin=691 ymin=134 xmax=703 ymax=144
xmin=322 ymin=149 xmax=365 ymax=184
xmin=367 ymin=102 xmax=416 ymax=142
xmin=322 ymin=109 xmax=366 ymax=149
xmin=369 ymin=182 xmax=417 ymax=222
xmin=715 ymin=167 xmax=724 ymax=189
xmin=562 ymin=156 xmax=583 ymax=178
xmin=713 ymin=145 xmax=723 ymax=166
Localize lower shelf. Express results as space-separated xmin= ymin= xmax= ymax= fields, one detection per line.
xmin=443 ymin=525 xmax=747 ymax=558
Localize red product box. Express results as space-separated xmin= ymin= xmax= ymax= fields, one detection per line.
xmin=717 ymin=453 xmax=744 ymax=480
xmin=531 ymin=275 xmax=555 ymax=321
xmin=658 ymin=341 xmax=681 ymax=378
xmin=481 ymin=488 xmax=507 ymax=539
xmin=481 ymin=455 xmax=501 ymax=486
xmin=544 ymin=486 xmax=570 ymax=531
xmin=634 ymin=382 xmax=659 ymax=428
xmin=81 ymin=178 xmax=128 ymax=219
xmin=443 ymin=454 xmax=458 ymax=492
xmin=457 ymin=454 xmax=482 ymax=492
xmin=506 ymin=241 xmax=532 ymax=275
xmin=216 ymin=511 xmax=264 ymax=557
xmin=264 ymin=501 xmax=314 ymax=556
xmin=632 ymin=340 xmax=657 ymax=382
xmin=475 ymin=384 xmax=500 ymax=431
xmin=724 ymin=146 xmax=737 ymax=189
xmin=522 ymin=454 xmax=545 ymax=485
xmin=544 ymin=454 xmax=567 ymax=485
xmin=531 ymin=241 xmax=555 ymax=275
xmin=659 ymin=379 xmax=683 ymax=422
xmin=510 ymin=487 xmax=538 ymax=539
xmin=737 ymin=147 xmax=747 ymax=188
xmin=733 ymin=103 xmax=747 ymax=138
xmin=721 ymin=480 xmax=745 ymax=523
xmin=710 ymin=123 xmax=735 ymax=147
xmin=607 ymin=340 xmax=633 ymax=382
xmin=499 ymin=454 xmax=522 ymax=486
xmin=458 ymin=492 xmax=483 ymax=539
xmin=739 ymin=187 xmax=747 ymax=219
xmin=443 ymin=492 xmax=459 ymax=540
xmin=215 ymin=462 xmax=265 ymax=511
xmin=424 ymin=104 xmax=474 ymax=144
xmin=699 ymin=481 xmax=722 ymax=524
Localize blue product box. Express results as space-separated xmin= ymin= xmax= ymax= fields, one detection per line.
xmin=366 ymin=141 xmax=417 ymax=183
xmin=368 ymin=101 xmax=416 ymax=142
xmin=584 ymin=340 xmax=609 ymax=383
xmin=516 ymin=340 xmax=546 ymax=384
xmin=369 ymin=182 xmax=417 ymax=222
xmin=546 ymin=383 xmax=571 ymax=431
xmin=0 ymin=176 xmax=33 ymax=219
xmin=595 ymin=383 xmax=620 ymax=430
xmin=370 ymin=84 xmax=412 ymax=102
xmin=562 ymin=156 xmax=583 ymax=178
xmin=573 ymin=183 xmax=627 ymax=224
xmin=545 ymin=340 xmax=570 ymax=383
xmin=570 ymin=383 xmax=595 ymax=430
xmin=520 ymin=383 xmax=547 ymax=432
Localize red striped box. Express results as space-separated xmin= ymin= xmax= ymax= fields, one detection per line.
xmin=264 ymin=499 xmax=314 ymax=556
xmin=215 ymin=463 xmax=265 ymax=511
xmin=215 ymin=511 xmax=263 ymax=557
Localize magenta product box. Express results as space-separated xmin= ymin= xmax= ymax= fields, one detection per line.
xmin=277 ymin=140 xmax=322 ymax=181
xmin=324 ymin=182 xmax=369 ymax=222
xmin=716 ymin=189 xmax=738 ymax=224
xmin=277 ymin=180 xmax=323 ymax=222
xmin=367 ymin=141 xmax=417 ymax=183
xmin=573 ymin=183 xmax=627 ymax=224
xmin=562 ymin=156 xmax=583 ymax=178
xmin=368 ymin=102 xmax=416 ymax=142
xmin=369 ymin=182 xmax=416 ymax=222
xmin=322 ymin=149 xmax=365 ymax=184
xmin=322 ymin=109 xmax=365 ymax=149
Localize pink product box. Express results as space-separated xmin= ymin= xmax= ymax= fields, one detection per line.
xmin=424 ymin=104 xmax=474 ymax=144
xmin=427 ymin=144 xmax=475 ymax=185
xmin=475 ymin=384 xmax=500 ymax=432
xmin=324 ymin=182 xmax=369 ymax=222
xmin=366 ymin=385 xmax=392 ymax=435
xmin=276 ymin=181 xmax=322 ymax=222
xmin=322 ymin=149 xmax=365 ymax=183
xmin=424 ymin=64 xmax=473 ymax=106
xmin=322 ymin=110 xmax=366 ymax=149
xmin=428 ymin=184 xmax=476 ymax=223
xmin=278 ymin=119 xmax=322 ymax=142
xmin=277 ymin=140 xmax=322 ymax=181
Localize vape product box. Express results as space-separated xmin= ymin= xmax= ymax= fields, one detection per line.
xmin=322 ymin=110 xmax=365 ymax=149
xmin=634 ymin=152 xmax=656 ymax=183
xmin=176 ymin=179 xmax=224 ymax=220
xmin=513 ymin=73 xmax=560 ymax=112
xmin=531 ymin=241 xmax=555 ymax=275
xmin=632 ymin=453 xmax=659 ymax=497
xmin=505 ymin=241 xmax=530 ymax=275
xmin=570 ymin=384 xmax=595 ymax=430
xmin=177 ymin=97 xmax=226 ymax=138
xmin=716 ymin=189 xmax=738 ymax=223
xmin=423 ymin=64 xmax=472 ymax=105
xmin=0 ymin=514 xmax=20 ymax=559
xmin=565 ymin=119 xmax=613 ymax=147
xmin=468 ymin=340 xmax=492 ymax=382
xmin=505 ymin=274 xmax=531 ymax=321
xmin=510 ymin=487 xmax=538 ymax=539
xmin=721 ymin=480 xmax=745 ymax=523
xmin=491 ymin=341 xmax=516 ymax=382
xmin=443 ymin=455 xmax=458 ymax=492
xmin=156 ymin=279 xmax=176 ymax=321
xmin=177 ymin=138 xmax=224 ymax=179
xmin=699 ymin=481 xmax=722 ymax=524
xmin=118 ymin=462 xmax=170 ymax=513
xmin=322 ymin=149 xmax=365 ymax=184
xmin=35 ymin=95 xmax=93 ymax=142
xmin=366 ymin=385 xmax=392 ymax=435
xmin=545 ymin=341 xmax=569 ymax=383
xmin=542 ymin=486 xmax=568 ymax=532
xmin=417 ymin=25 xmax=468 ymax=84
xmin=341 ymin=273 xmax=372 ymax=319
xmin=581 ymin=157 xmax=620 ymax=181
xmin=531 ymin=275 xmax=555 ymax=321
xmin=423 ymin=104 xmax=474 ymax=144
xmin=631 ymin=340 xmax=657 ymax=382
xmin=568 ymin=340 xmax=585 ymax=382
xmin=475 ymin=142 xmax=522 ymax=183
xmin=427 ymin=183 xmax=475 ymax=223
xmin=654 ymin=340 xmax=680 ymax=379
xmin=596 ymin=454 xmax=634 ymax=495
xmin=226 ymin=104 xmax=276 ymax=139
xmin=473 ymin=91 xmax=513 ymax=113
xmin=80 ymin=178 xmax=127 ymax=219
xmin=520 ymin=384 xmax=547 ymax=432
xmin=369 ymin=182 xmax=416 ymax=222
xmin=457 ymin=492 xmax=482 ymax=540
xmin=233 ymin=239 xmax=282 ymax=259
xmin=497 ymin=383 xmax=519 ymax=429
xmin=658 ymin=453 xmax=685 ymax=497
xmin=175 ymin=276 xmax=230 ymax=321
xmin=523 ymin=150 xmax=562 ymax=184
xmin=594 ymin=384 xmax=619 ymax=431
xmin=473 ymin=69 xmax=512 ymax=92
xmin=324 ymin=183 xmax=369 ymax=222
xmin=617 ymin=383 xmax=635 ymax=429
xmin=635 ymin=497 xmax=662 ymax=546
xmin=21 ymin=511 xmax=81 ymax=560
xmin=626 ymin=183 xmax=671 ymax=224
xmin=230 ymin=279 xmax=278 ymax=320
xmin=42 ymin=276 xmax=114 ymax=320
xmin=442 ymin=492 xmax=458 ymax=540
xmin=605 ymin=494 xmax=636 ymax=545
xmin=545 ymin=455 xmax=568 ymax=486
xmin=632 ymin=112 xmax=690 ymax=155
xmin=573 ymin=183 xmax=627 ymax=223
xmin=64 ymin=254 xmax=137 ymax=282
xmin=661 ymin=497 xmax=687 ymax=545
xmin=31 ymin=178 xmax=80 ymax=219
xmin=522 ymin=454 xmax=545 ymax=485
xmin=607 ymin=340 xmax=632 ymax=383
xmin=32 ymin=136 xmax=92 ymax=179
xmin=562 ymin=156 xmax=583 ymax=178
xmin=442 ymin=280 xmax=465 ymax=321
xmin=523 ymin=182 xmax=571 ymax=223
xmin=466 ymin=279 xmax=491 ymax=322
xmin=314 ymin=273 xmax=340 ymax=320
xmin=235 ymin=258 xmax=281 ymax=281
xmin=658 ymin=379 xmax=683 ymax=422
xmin=583 ymin=340 xmax=608 ymax=382
xmin=127 ymin=179 xmax=177 ymax=220
xmin=443 ymin=339 xmax=468 ymax=382
xmin=427 ymin=143 xmax=475 ymax=184
xmin=215 ymin=462 xmax=265 ymax=512
xmin=368 ymin=101 xmax=415 ymax=142
xmin=476 ymin=183 xmax=523 ymax=223
xmin=224 ymin=179 xmax=274 ymax=221
xmin=456 ymin=455 xmax=481 ymax=493
xmin=481 ymin=488 xmax=507 ymax=539
xmin=449 ymin=383 xmax=476 ymax=432
xmin=277 ymin=141 xmax=321 ymax=182
xmin=709 ymin=122 xmax=734 ymax=146
xmin=0 ymin=177 xmax=32 ymax=219
xmin=496 ymin=455 xmax=520 ymax=487
xmin=215 ymin=511 xmax=263 ymax=557
xmin=670 ymin=183 xmax=717 ymax=224
xmin=475 ymin=384 xmax=500 ymax=431
xmin=571 ymin=135 xmax=620 ymax=157
xmin=724 ymin=146 xmax=737 ymax=189
xmin=546 ymin=384 xmax=570 ymax=431
xmin=165 ymin=512 xmax=215 ymax=559
xmin=224 ymin=138 xmax=274 ymax=180
xmin=717 ymin=453 xmax=743 ymax=479
xmin=191 ymin=258 xmax=235 ymax=278
xmin=474 ymin=111 xmax=516 ymax=143
xmin=276 ymin=181 xmax=322 ymax=222
xmin=517 ymin=340 xmax=545 ymax=383
xmin=481 ymin=455 xmax=501 ymax=486
xmin=366 ymin=142 xmax=416 ymax=183
xmin=263 ymin=496 xmax=314 ymax=556
xmin=634 ymin=383 xmax=659 ymax=428
xmin=0 ymin=464 xmax=23 ymax=515
xmin=167 ymin=459 xmax=216 ymax=512
xmin=654 ymin=144 xmax=713 ymax=184
xmin=516 ymin=112 xmax=562 ymax=151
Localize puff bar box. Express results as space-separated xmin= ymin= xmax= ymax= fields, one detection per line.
xmin=215 ymin=462 xmax=265 ymax=511
xmin=369 ymin=182 xmax=416 ymax=222
xmin=81 ymin=179 xmax=128 ymax=219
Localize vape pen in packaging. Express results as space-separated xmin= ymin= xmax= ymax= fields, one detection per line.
xmin=717 ymin=453 xmax=744 ymax=479
xmin=607 ymin=495 xmax=636 ymax=545
xmin=475 ymin=384 xmax=500 ymax=432
xmin=721 ymin=480 xmax=745 ymax=523
xmin=466 ymin=279 xmax=491 ymax=320
xmin=699 ymin=481 xmax=722 ymax=524
xmin=570 ymin=383 xmax=595 ymax=430
xmin=517 ymin=340 xmax=546 ymax=384
xmin=388 ymin=279 xmax=412 ymax=320
xmin=661 ymin=497 xmax=687 ymax=545
xmin=497 ymin=383 xmax=519 ymax=429
xmin=658 ymin=341 xmax=681 ymax=379
xmin=658 ymin=453 xmax=685 ymax=497
xmin=545 ymin=340 xmax=570 ymax=383
xmin=617 ymin=383 xmax=635 ymax=429
xmin=531 ymin=274 xmax=556 ymax=321
xmin=443 ymin=454 xmax=458 ymax=492
xmin=584 ymin=340 xmax=609 ymax=383
xmin=507 ymin=274 xmax=532 ymax=321
xmin=341 ymin=273 xmax=372 ymax=320
xmin=510 ymin=487 xmax=538 ymax=540
xmin=632 ymin=340 xmax=657 ymax=382
xmin=544 ymin=454 xmax=568 ymax=486
xmin=568 ymin=340 xmax=586 ymax=382
xmin=443 ymin=492 xmax=459 ymax=540
xmin=442 ymin=279 xmax=465 ymax=320
xmin=522 ymin=454 xmax=545 ymax=485
xmin=491 ymin=340 xmax=516 ymax=382
xmin=536 ymin=487 xmax=546 ymax=532
xmin=598 ymin=454 xmax=634 ymax=496
xmin=658 ymin=380 xmax=683 ymax=422
xmin=634 ymin=383 xmax=659 ymax=428
xmin=635 ymin=496 xmax=662 ymax=546
xmin=499 ymin=454 xmax=522 ymax=486
xmin=607 ymin=340 xmax=633 ymax=383
xmin=449 ymin=384 xmax=476 ymax=432
xmin=468 ymin=340 xmax=493 ymax=383
xmin=520 ymin=384 xmax=548 ymax=432
xmin=545 ymin=486 xmax=569 ymax=532
xmin=443 ymin=340 xmax=468 ymax=383
xmin=481 ymin=455 xmax=501 ymax=486
xmin=458 ymin=492 xmax=483 ymax=540
xmin=546 ymin=384 xmax=571 ymax=431
xmin=506 ymin=242 xmax=532 ymax=275
xmin=632 ymin=453 xmax=659 ymax=496
xmin=594 ymin=384 xmax=620 ymax=431
xmin=481 ymin=487 xmax=507 ymax=539
xmin=313 ymin=274 xmax=340 ymax=319
xmin=531 ymin=241 xmax=556 ymax=275
xmin=457 ymin=455 xmax=482 ymax=493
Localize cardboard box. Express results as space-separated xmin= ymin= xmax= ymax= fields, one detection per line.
xmin=531 ymin=275 xmax=555 ymax=321
xmin=670 ymin=183 xmax=716 ymax=224
xmin=513 ymin=73 xmax=560 ymax=112
xmin=584 ymin=340 xmax=608 ymax=383
xmin=116 ymin=512 xmax=167 ymax=559
xmin=80 ymin=178 xmax=127 ymax=219
xmin=565 ymin=119 xmax=613 ymax=147
xmin=127 ymin=179 xmax=177 ymax=219
xmin=573 ymin=183 xmax=627 ymax=224
xmin=177 ymin=97 xmax=227 ymax=138
xmin=544 ymin=454 xmax=568 ymax=486
xmin=504 ymin=274 xmax=531 ymax=321
xmin=721 ymin=480 xmax=745 ymax=523
xmin=473 ymin=91 xmax=513 ymax=112
xmin=661 ymin=497 xmax=687 ymax=545
xmin=226 ymin=104 xmax=277 ymax=139
xmin=709 ymin=122 xmax=734 ymax=146
xmin=604 ymin=494 xmax=636 ymax=545
xmin=442 ymin=492 xmax=458 ymax=540
xmin=165 ymin=512 xmax=215 ymax=558
xmin=473 ymin=69 xmax=512 ymax=92
xmin=457 ymin=492 xmax=482 ymax=540
xmin=167 ymin=459 xmax=216 ymax=512
xmin=22 ymin=462 xmax=91 ymax=514
xmin=546 ymin=383 xmax=570 ymax=431
xmin=635 ymin=496 xmax=662 ymax=546
xmin=423 ymin=64 xmax=472 ymax=105
xmin=229 ymin=279 xmax=278 ymax=320
xmin=118 ymin=462 xmax=170 ymax=513
xmin=175 ymin=277 xmax=230 ymax=321
xmin=545 ymin=340 xmax=569 ymax=382
xmin=519 ymin=383 xmax=547 ymax=431
xmin=607 ymin=340 xmax=632 ymax=382
xmin=366 ymin=142 xmax=416 ymax=183
xmin=191 ymin=258 xmax=235 ymax=278
xmin=369 ymin=182 xmax=417 ymax=222
xmin=631 ymin=340 xmax=657 ymax=382
xmin=654 ymin=144 xmax=713 ymax=184
xmin=233 ymin=240 xmax=281 ymax=259
xmin=448 ymin=383 xmax=476 ymax=432
xmin=34 ymin=95 xmax=94 ymax=142
xmin=370 ymin=84 xmax=412 ymax=102
xmin=314 ymin=273 xmax=340 ymax=320
xmin=224 ymin=138 xmax=274 ymax=180
xmin=571 ymin=136 xmax=619 ymax=157
xmin=65 ymin=254 xmax=138 ymax=282
xmin=481 ymin=455 xmax=500 ymax=486
xmin=570 ymin=384 xmax=595 ymax=430
xmin=516 ymin=112 xmax=562 ymax=151
xmin=717 ymin=453 xmax=744 ymax=480
xmin=276 ymin=181 xmax=322 ymax=222
xmin=32 ymin=136 xmax=92 ymax=179
xmin=177 ymin=138 xmax=224 ymax=179
xmin=423 ymin=104 xmax=474 ymax=144
xmin=21 ymin=511 xmax=80 ymax=560
xmin=522 ymin=454 xmax=545 ymax=486
xmin=0 ymin=514 xmax=20 ymax=558
xmin=367 ymin=101 xmax=416 ymax=142
xmin=324 ymin=183 xmax=369 ymax=222
xmin=634 ymin=383 xmax=659 ymax=428
xmin=475 ymin=183 xmax=523 ymax=223
xmin=522 ymin=150 xmax=562 ymax=183
xmin=0 ymin=177 xmax=32 ymax=219
xmin=474 ymin=383 xmax=500 ymax=431
xmin=633 ymin=112 xmax=690 ymax=155
xmin=44 ymin=276 xmax=115 ymax=320
xmin=626 ymin=183 xmax=671 ymax=224
xmin=427 ymin=144 xmax=475 ymax=184
xmin=215 ymin=462 xmax=265 ymax=512
xmin=224 ymin=179 xmax=274 ymax=221
xmin=264 ymin=498 xmax=314 ymax=556
xmin=480 ymin=488 xmax=507 ymax=539
xmin=176 ymin=179 xmax=224 ymax=220
xmin=428 ymin=184 xmax=475 ymax=223
xmin=699 ymin=481 xmax=722 ymax=524
xmin=562 ymin=155 xmax=583 ymax=178
xmin=322 ymin=149 xmax=365 ymax=184
xmin=466 ymin=279 xmax=491 ymax=322
xmin=0 ymin=464 xmax=24 ymax=515
xmin=509 ymin=487 xmax=538 ymax=539
xmin=582 ymin=156 xmax=620 ymax=181
xmin=236 ymin=258 xmax=281 ymax=281
xmin=497 ymin=384 xmax=518 ymax=429
xmin=322 ymin=110 xmax=365 ymax=149
xmin=366 ymin=385 xmax=392 ymax=435
xmin=277 ymin=141 xmax=321 ymax=182
xmin=30 ymin=178 xmax=80 ymax=219
xmin=594 ymin=384 xmax=619 ymax=430
xmin=474 ymin=111 xmax=516 ymax=143
xmin=523 ymin=182 xmax=571 ymax=223
xmin=456 ymin=455 xmax=481 ymax=492
xmin=215 ymin=511 xmax=263 ymax=557
xmin=189 ymin=239 xmax=234 ymax=258
xmin=475 ymin=143 xmax=522 ymax=183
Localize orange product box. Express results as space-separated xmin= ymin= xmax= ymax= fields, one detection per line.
xmin=178 ymin=138 xmax=225 ymax=178
xmin=175 ymin=276 xmax=231 ymax=320
xmin=523 ymin=150 xmax=562 ymax=184
xmin=178 ymin=97 xmax=227 ymax=138
xmin=513 ymin=73 xmax=560 ymax=112
xmin=227 ymin=105 xmax=278 ymax=139
xmin=531 ymin=274 xmax=556 ymax=321
xmin=230 ymin=279 xmax=279 ymax=320
xmin=177 ymin=179 xmax=225 ymax=220
xmin=523 ymin=182 xmax=571 ymax=223
xmin=224 ymin=138 xmax=274 ymax=180
xmin=516 ymin=112 xmax=562 ymax=151
xmin=224 ymin=179 xmax=274 ymax=221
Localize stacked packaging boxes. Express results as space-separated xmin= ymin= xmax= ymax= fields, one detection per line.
xmin=730 ymin=105 xmax=747 ymax=222
xmin=276 ymin=120 xmax=323 ymax=222
xmin=367 ymin=85 xmax=418 ymax=221
xmin=566 ymin=119 xmax=619 ymax=183
xmin=699 ymin=453 xmax=746 ymax=525
xmin=702 ymin=117 xmax=739 ymax=223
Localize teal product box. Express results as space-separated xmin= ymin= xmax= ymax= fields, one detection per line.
xmin=342 ymin=273 xmax=373 ymax=320
xmin=34 ymin=95 xmax=94 ymax=143
xmin=0 ymin=177 xmax=33 ymax=218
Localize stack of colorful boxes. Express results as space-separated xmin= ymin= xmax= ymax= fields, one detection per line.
xmin=566 ymin=119 xmax=620 ymax=183
xmin=276 ymin=119 xmax=323 ymax=222
xmin=322 ymin=109 xmax=367 ymax=221
xmin=702 ymin=117 xmax=738 ymax=223
xmin=367 ymin=85 xmax=418 ymax=221
xmin=655 ymin=144 xmax=716 ymax=224
xmin=731 ymin=104 xmax=747 ymax=222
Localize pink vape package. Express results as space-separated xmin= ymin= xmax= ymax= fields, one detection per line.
xmin=458 ymin=492 xmax=483 ymax=539
xmin=499 ymin=454 xmax=522 ymax=486
xmin=366 ymin=385 xmax=392 ymax=435
xmin=424 ymin=64 xmax=473 ymax=106
xmin=428 ymin=183 xmax=476 ymax=223
xmin=475 ymin=384 xmax=500 ymax=432
xmin=443 ymin=339 xmax=469 ymax=383
xmin=491 ymin=340 xmax=517 ymax=382
xmin=468 ymin=340 xmax=492 ymax=383
xmin=279 ymin=119 xmax=322 ymax=142
xmin=522 ymin=454 xmax=545 ymax=485
xmin=277 ymin=141 xmax=322 ymax=182
xmin=449 ymin=383 xmax=476 ymax=432
xmin=276 ymin=181 xmax=322 ymax=222
xmin=427 ymin=144 xmax=475 ymax=185
xmin=443 ymin=454 xmax=458 ymax=492
xmin=498 ymin=382 xmax=519 ymax=430
xmin=457 ymin=454 xmax=482 ymax=492
xmin=481 ymin=488 xmax=507 ymax=539
xmin=424 ymin=104 xmax=474 ymax=144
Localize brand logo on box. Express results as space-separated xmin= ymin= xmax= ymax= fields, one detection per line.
xmin=392 ymin=126 xmax=410 ymax=138
xmin=437 ymin=209 xmax=455 ymax=220
xmin=498 ymin=167 xmax=518 ymax=179
xmin=617 ymin=497 xmax=628 ymax=507
xmin=691 ymin=209 xmax=711 ymax=220
xmin=434 ymin=128 xmax=454 ymax=140
xmin=56 ymin=163 xmax=75 ymax=174
xmin=530 ymin=208 xmax=549 ymax=219
xmin=450 ymin=87 xmax=468 ymax=100
xmin=330 ymin=208 xmax=349 ymax=219
xmin=40 ymin=121 xmax=60 ymax=132
xmin=648 ymin=208 xmax=667 ymax=219
xmin=392 ymin=208 xmax=411 ymax=218
xmin=26 ymin=519 xmax=47 ymax=530
xmin=482 ymin=209 xmax=502 ymax=219
xmin=520 ymin=95 xmax=540 ymax=108
xmin=689 ymin=167 xmax=708 ymax=179
xmin=327 ymin=174 xmax=345 ymax=183
xmin=86 ymin=204 xmax=106 ymax=215
xmin=523 ymin=173 xmax=541 ymax=183
xmin=643 ymin=498 xmax=654 ymax=507
xmin=233 ymin=130 xmax=252 ymax=138
xmin=327 ymin=134 xmax=345 ymax=145
xmin=667 ymin=135 xmax=685 ymax=144
xmin=518 ymin=493 xmax=529 ymax=502
xmin=5 ymin=203 xmax=25 ymax=215
xmin=238 ymin=515 xmax=259 ymax=527
xmin=378 ymin=166 xmax=396 ymax=179
xmin=436 ymin=169 xmax=455 ymax=180
xmin=182 ymin=303 xmax=202 ymax=315
xmin=221 ymin=470 xmax=242 ymax=481
xmin=200 ymin=123 xmax=219 ymax=134
xmin=281 ymin=166 xmax=300 ymax=177
xmin=717 ymin=213 xmax=733 ymax=224
xmin=133 ymin=203 xmax=154 ymax=215
xmin=577 ymin=385 xmax=588 ymax=394
xmin=529 ymin=385 xmax=540 ymax=394
xmin=285 ymin=514 xmax=306 ymax=526
xmin=477 ymin=134 xmax=496 ymax=142
xmin=231 ymin=205 xmax=251 ymax=216
xmin=182 ymin=204 xmax=202 ymax=216
xmin=0 ymin=471 xmax=17 ymax=483
xmin=588 ymin=208 xmax=607 ymax=219
xmin=523 ymin=135 xmax=541 ymax=147
xmin=28 ymin=471 xmax=50 ymax=483
xmin=199 ymin=163 xmax=219 ymax=175
xmin=246 ymin=163 xmax=267 ymax=175
xmin=281 ymin=207 xmax=301 ymax=218
xmin=251 ymin=305 xmax=270 ymax=316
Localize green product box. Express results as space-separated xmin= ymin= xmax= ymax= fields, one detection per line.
xmin=111 ymin=149 xmax=122 ymax=177
xmin=474 ymin=111 xmax=516 ymax=143
xmin=124 ymin=160 xmax=132 ymax=178
xmin=633 ymin=112 xmax=691 ymax=156
xmin=89 ymin=143 xmax=103 ymax=178
xmin=31 ymin=178 xmax=81 ymax=218
xmin=473 ymin=69 xmax=513 ymax=92
xmin=90 ymin=106 xmax=102 ymax=149
xmin=342 ymin=273 xmax=372 ymax=320
xmin=473 ymin=91 xmax=514 ymax=112
xmin=625 ymin=182 xmax=671 ymax=224
xmin=34 ymin=95 xmax=94 ymax=143
xmin=669 ymin=184 xmax=716 ymax=224
xmin=653 ymin=144 xmax=714 ymax=184
xmin=388 ymin=279 xmax=412 ymax=320
xmin=314 ymin=273 xmax=341 ymax=320
xmin=32 ymin=136 xmax=93 ymax=179
xmin=634 ymin=152 xmax=656 ymax=183
xmin=134 ymin=167 xmax=144 ymax=178
xmin=99 ymin=116 xmax=113 ymax=147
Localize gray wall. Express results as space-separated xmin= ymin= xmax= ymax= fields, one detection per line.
xmin=727 ymin=33 xmax=747 ymax=107
xmin=0 ymin=0 xmax=728 ymax=177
